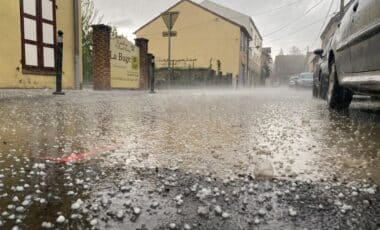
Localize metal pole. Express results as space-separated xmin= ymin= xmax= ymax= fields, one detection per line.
xmin=53 ymin=31 xmax=65 ymax=95
xmin=168 ymin=13 xmax=172 ymax=88
xmin=150 ymin=55 xmax=156 ymax=94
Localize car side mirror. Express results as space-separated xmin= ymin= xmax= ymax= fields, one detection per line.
xmin=313 ymin=49 xmax=324 ymax=58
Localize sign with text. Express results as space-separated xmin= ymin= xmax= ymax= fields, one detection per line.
xmin=110 ymin=37 xmax=140 ymax=89
xmin=162 ymin=31 xmax=177 ymax=37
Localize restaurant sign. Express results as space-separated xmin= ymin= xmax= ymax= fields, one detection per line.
xmin=110 ymin=37 xmax=140 ymax=89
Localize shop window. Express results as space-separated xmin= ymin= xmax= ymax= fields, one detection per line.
xmin=20 ymin=0 xmax=56 ymax=74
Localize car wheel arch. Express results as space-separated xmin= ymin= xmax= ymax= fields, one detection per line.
xmin=328 ymin=51 xmax=335 ymax=71
xmin=328 ymin=51 xmax=344 ymax=84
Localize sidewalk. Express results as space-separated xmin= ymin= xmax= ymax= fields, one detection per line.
xmin=0 ymin=89 xmax=53 ymax=99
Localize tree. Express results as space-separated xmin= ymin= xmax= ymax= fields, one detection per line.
xmin=111 ymin=26 xmax=119 ymax=39
xmin=261 ymin=56 xmax=273 ymax=85
xmin=289 ymin=46 xmax=302 ymax=55
xmin=81 ymin=0 xmax=103 ymax=83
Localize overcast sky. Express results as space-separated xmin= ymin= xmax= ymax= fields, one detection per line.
xmin=94 ymin=0 xmax=344 ymax=57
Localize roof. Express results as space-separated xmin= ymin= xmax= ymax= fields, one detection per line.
xmin=134 ymin=0 xmax=262 ymax=40
xmin=199 ymin=0 xmax=262 ymax=40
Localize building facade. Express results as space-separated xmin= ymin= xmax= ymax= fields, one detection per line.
xmin=135 ymin=0 xmax=262 ymax=87
xmin=259 ymin=47 xmax=272 ymax=86
xmin=0 ymin=0 xmax=82 ymax=89
xmin=274 ymin=55 xmax=308 ymax=84
xmin=320 ymin=0 xmax=354 ymax=49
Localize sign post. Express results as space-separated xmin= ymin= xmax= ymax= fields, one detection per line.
xmin=149 ymin=54 xmax=156 ymax=94
xmin=53 ymin=31 xmax=65 ymax=95
xmin=161 ymin=11 xmax=179 ymax=88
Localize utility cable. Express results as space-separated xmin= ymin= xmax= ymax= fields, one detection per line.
xmin=311 ymin=0 xmax=336 ymax=48
xmin=263 ymin=0 xmax=326 ymax=38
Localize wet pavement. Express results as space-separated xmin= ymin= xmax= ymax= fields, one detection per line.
xmin=0 ymin=88 xmax=379 ymax=229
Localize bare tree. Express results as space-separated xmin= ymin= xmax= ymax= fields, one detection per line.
xmin=289 ymin=46 xmax=302 ymax=55
xmin=81 ymin=0 xmax=103 ymax=83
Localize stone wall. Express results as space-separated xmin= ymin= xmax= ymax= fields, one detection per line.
xmin=92 ymin=25 xmax=112 ymax=90
xmin=92 ymin=25 xmax=150 ymax=90
xmin=135 ymin=38 xmax=149 ymax=90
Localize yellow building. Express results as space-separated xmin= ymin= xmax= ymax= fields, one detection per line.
xmin=135 ymin=0 xmax=262 ymax=86
xmin=0 ymin=0 xmax=82 ymax=89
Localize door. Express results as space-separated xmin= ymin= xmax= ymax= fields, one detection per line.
xmin=335 ymin=3 xmax=354 ymax=75
xmin=350 ymin=0 xmax=380 ymax=72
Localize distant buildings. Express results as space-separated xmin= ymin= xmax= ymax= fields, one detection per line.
xmin=320 ymin=0 xmax=354 ymax=49
xmin=260 ymin=47 xmax=272 ymax=85
xmin=135 ymin=0 xmax=263 ymax=87
xmin=0 ymin=0 xmax=82 ymax=89
xmin=273 ymin=54 xmax=308 ymax=84
xmin=306 ymin=0 xmax=355 ymax=76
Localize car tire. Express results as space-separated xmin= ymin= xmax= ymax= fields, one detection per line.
xmin=312 ymin=83 xmax=318 ymax=98
xmin=327 ymin=62 xmax=353 ymax=109
xmin=320 ymin=72 xmax=328 ymax=100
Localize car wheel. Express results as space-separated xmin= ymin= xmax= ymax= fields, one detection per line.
xmin=327 ymin=62 xmax=353 ymax=109
xmin=320 ymin=72 xmax=328 ymax=100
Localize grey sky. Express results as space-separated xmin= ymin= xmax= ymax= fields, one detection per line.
xmin=94 ymin=0 xmax=344 ymax=57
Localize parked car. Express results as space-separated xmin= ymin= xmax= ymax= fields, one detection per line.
xmin=313 ymin=37 xmax=333 ymax=99
xmin=288 ymin=76 xmax=298 ymax=87
xmin=314 ymin=0 xmax=380 ymax=109
xmin=296 ymin=72 xmax=313 ymax=88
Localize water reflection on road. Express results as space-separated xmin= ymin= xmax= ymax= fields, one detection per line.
xmin=2 ymin=88 xmax=378 ymax=184
xmin=0 ymin=88 xmax=379 ymax=229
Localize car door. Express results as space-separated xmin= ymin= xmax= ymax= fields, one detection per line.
xmin=335 ymin=4 xmax=354 ymax=75
xmin=350 ymin=0 xmax=380 ymax=72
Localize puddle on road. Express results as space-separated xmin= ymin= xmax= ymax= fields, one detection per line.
xmin=0 ymin=89 xmax=379 ymax=184
xmin=0 ymin=88 xmax=379 ymax=228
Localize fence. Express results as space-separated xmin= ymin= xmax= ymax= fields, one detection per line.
xmin=155 ymin=68 xmax=233 ymax=89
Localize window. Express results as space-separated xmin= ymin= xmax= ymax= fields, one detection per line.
xmin=241 ymin=32 xmax=246 ymax=52
xmin=20 ymin=0 xmax=56 ymax=74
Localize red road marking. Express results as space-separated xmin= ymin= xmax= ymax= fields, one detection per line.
xmin=43 ymin=144 xmax=120 ymax=164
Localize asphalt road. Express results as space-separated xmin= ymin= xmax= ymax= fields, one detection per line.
xmin=0 ymin=88 xmax=379 ymax=229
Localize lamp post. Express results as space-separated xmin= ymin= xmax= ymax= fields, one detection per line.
xmin=53 ymin=30 xmax=65 ymax=95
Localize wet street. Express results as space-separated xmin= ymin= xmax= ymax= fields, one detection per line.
xmin=0 ymin=88 xmax=379 ymax=229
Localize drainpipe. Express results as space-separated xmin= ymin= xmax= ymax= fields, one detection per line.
xmin=73 ymin=0 xmax=81 ymax=89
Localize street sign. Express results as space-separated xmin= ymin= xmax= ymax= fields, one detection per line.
xmin=162 ymin=31 xmax=177 ymax=37
xmin=161 ymin=11 xmax=179 ymax=88
xmin=161 ymin=11 xmax=179 ymax=30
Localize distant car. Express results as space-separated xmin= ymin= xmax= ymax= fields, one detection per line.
xmin=314 ymin=0 xmax=380 ymax=109
xmin=271 ymin=81 xmax=281 ymax=87
xmin=288 ymin=76 xmax=298 ymax=87
xmin=296 ymin=73 xmax=313 ymax=88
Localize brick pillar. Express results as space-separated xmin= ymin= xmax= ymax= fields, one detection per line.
xmin=92 ymin=24 xmax=111 ymax=90
xmin=135 ymin=38 xmax=149 ymax=90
